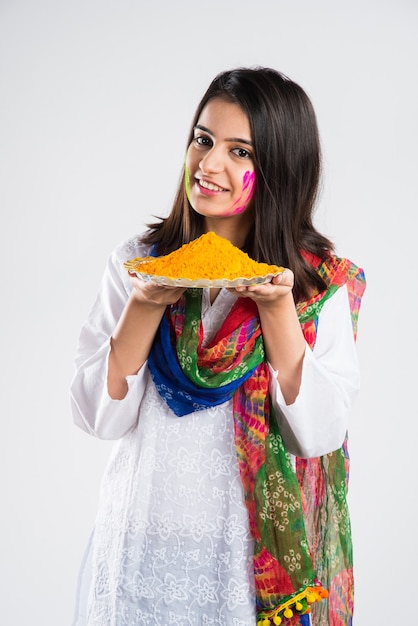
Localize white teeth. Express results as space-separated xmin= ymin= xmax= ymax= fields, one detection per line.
xmin=199 ymin=179 xmax=226 ymax=192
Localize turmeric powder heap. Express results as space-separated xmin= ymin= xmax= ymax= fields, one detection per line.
xmin=124 ymin=232 xmax=283 ymax=284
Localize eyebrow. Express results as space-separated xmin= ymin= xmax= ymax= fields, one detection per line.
xmin=194 ymin=124 xmax=253 ymax=146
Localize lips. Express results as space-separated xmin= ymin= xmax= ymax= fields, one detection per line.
xmin=197 ymin=178 xmax=228 ymax=193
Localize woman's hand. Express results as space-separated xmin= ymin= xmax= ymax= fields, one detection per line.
xmin=128 ymin=273 xmax=186 ymax=307
xmin=230 ymin=269 xmax=294 ymax=306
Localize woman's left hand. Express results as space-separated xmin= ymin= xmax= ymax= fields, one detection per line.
xmin=230 ymin=269 xmax=294 ymax=306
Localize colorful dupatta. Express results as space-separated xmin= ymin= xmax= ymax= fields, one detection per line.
xmin=294 ymin=255 xmax=366 ymax=626
xmin=148 ymin=255 xmax=366 ymax=625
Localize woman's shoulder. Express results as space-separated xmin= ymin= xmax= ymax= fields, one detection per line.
xmin=111 ymin=233 xmax=153 ymax=264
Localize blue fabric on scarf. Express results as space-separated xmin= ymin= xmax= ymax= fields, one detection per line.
xmin=147 ymin=310 xmax=257 ymax=417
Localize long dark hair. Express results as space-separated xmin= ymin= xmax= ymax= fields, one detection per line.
xmin=142 ymin=66 xmax=334 ymax=301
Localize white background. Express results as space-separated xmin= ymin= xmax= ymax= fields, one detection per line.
xmin=1 ymin=1 xmax=416 ymax=624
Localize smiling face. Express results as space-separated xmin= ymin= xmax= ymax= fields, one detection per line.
xmin=185 ymin=98 xmax=256 ymax=238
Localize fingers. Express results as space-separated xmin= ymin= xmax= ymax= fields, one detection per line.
xmin=272 ymin=268 xmax=293 ymax=288
xmin=129 ymin=274 xmax=186 ymax=305
xmin=230 ymin=268 xmax=294 ymax=302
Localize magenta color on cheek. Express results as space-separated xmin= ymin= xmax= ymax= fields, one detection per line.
xmin=224 ymin=170 xmax=255 ymax=216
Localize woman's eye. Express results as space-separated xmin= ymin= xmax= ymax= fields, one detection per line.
xmin=195 ymin=135 xmax=212 ymax=147
xmin=232 ymin=147 xmax=252 ymax=159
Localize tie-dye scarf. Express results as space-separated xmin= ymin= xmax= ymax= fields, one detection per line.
xmin=148 ymin=254 xmax=366 ymax=625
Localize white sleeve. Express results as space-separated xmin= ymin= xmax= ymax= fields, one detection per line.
xmin=269 ymin=284 xmax=360 ymax=458
xmin=70 ymin=239 xmax=150 ymax=440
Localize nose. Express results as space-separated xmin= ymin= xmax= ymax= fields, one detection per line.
xmin=199 ymin=145 xmax=224 ymax=174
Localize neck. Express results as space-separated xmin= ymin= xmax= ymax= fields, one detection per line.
xmin=203 ymin=215 xmax=253 ymax=249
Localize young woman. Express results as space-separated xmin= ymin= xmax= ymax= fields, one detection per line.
xmin=71 ymin=67 xmax=366 ymax=626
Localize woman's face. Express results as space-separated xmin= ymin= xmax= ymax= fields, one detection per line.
xmin=185 ymin=98 xmax=255 ymax=230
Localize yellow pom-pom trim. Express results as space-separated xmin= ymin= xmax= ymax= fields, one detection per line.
xmin=257 ymin=584 xmax=328 ymax=623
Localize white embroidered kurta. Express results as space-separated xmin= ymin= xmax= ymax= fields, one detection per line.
xmin=70 ymin=236 xmax=360 ymax=626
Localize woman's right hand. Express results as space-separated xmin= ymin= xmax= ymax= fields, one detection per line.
xmin=128 ymin=272 xmax=186 ymax=307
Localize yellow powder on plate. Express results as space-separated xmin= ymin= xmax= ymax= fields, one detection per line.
xmin=124 ymin=232 xmax=282 ymax=280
